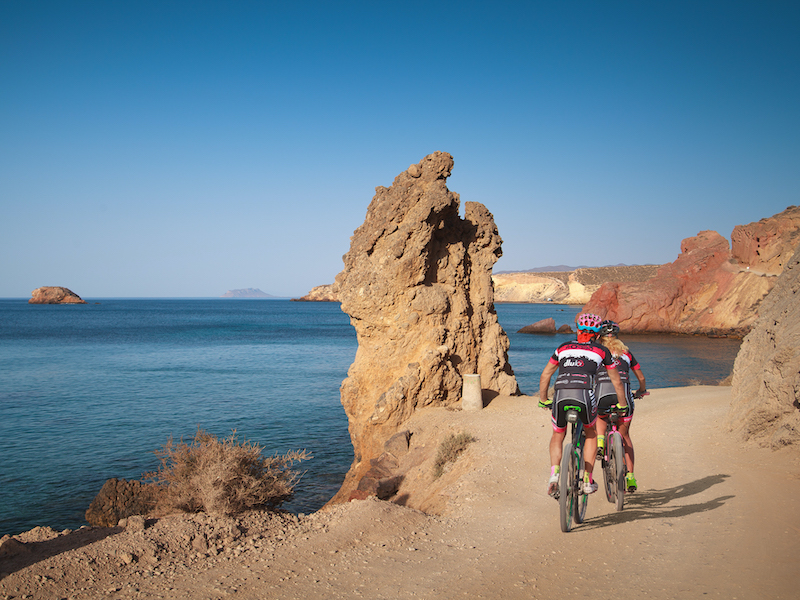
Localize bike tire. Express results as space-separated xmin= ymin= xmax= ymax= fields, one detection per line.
xmin=573 ymin=445 xmax=588 ymax=524
xmin=611 ymin=432 xmax=626 ymax=512
xmin=559 ymin=443 xmax=575 ymax=532
xmin=602 ymin=448 xmax=615 ymax=504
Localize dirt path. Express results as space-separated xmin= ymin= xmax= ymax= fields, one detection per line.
xmin=2 ymin=386 xmax=799 ymax=599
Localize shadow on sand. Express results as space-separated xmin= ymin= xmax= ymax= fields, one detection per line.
xmin=575 ymin=473 xmax=732 ymax=531
xmin=0 ymin=525 xmax=123 ymax=579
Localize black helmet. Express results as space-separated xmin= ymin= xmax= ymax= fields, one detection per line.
xmin=598 ymin=320 xmax=620 ymax=337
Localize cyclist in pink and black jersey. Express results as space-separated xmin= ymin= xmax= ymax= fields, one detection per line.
xmin=539 ymin=313 xmax=627 ymax=497
xmin=595 ymin=320 xmax=647 ymax=492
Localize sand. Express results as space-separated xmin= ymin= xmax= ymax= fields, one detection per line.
xmin=1 ymin=385 xmax=799 ymax=599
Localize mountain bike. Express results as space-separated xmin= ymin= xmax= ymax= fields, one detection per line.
xmin=558 ymin=405 xmax=588 ymax=532
xmin=599 ymin=407 xmax=627 ymax=511
xmin=598 ymin=391 xmax=648 ymax=511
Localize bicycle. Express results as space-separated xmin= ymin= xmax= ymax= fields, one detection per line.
xmin=557 ymin=404 xmax=588 ymax=532
xmin=599 ymin=406 xmax=627 ymax=512
xmin=598 ymin=391 xmax=648 ymax=511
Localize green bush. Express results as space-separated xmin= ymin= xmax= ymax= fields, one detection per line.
xmin=433 ymin=431 xmax=476 ymax=478
xmin=145 ymin=429 xmax=310 ymax=516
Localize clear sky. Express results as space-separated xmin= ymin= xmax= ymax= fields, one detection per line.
xmin=2 ymin=1 xmax=798 ymax=298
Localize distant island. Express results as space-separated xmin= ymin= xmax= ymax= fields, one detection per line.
xmin=220 ymin=288 xmax=276 ymax=298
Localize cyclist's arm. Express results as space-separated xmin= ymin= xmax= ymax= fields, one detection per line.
xmin=607 ymin=366 xmax=627 ymax=407
xmin=632 ymin=366 xmax=647 ymax=398
xmin=539 ymin=362 xmax=558 ymax=403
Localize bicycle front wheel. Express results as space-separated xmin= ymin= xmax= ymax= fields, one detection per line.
xmin=603 ymin=447 xmax=615 ymax=504
xmin=611 ymin=432 xmax=626 ymax=511
xmin=574 ymin=454 xmax=588 ymax=524
xmin=559 ymin=443 xmax=576 ymax=532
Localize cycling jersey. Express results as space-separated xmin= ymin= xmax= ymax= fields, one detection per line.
xmin=595 ymin=351 xmax=640 ymax=400
xmin=548 ymin=340 xmax=618 ymax=390
xmin=548 ymin=340 xmax=617 ymax=431
xmin=595 ymin=351 xmax=641 ymax=422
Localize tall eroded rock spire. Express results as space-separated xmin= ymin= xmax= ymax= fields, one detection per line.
xmin=331 ymin=151 xmax=518 ymax=502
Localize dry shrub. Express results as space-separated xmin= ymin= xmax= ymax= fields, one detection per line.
xmin=433 ymin=431 xmax=476 ymax=478
xmin=145 ymin=429 xmax=310 ymax=516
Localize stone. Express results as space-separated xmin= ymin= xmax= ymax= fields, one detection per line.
xmin=28 ymin=286 xmax=87 ymax=304
xmin=85 ymin=478 xmax=164 ymax=527
xmin=518 ymin=318 xmax=556 ymax=334
xmin=330 ymin=152 xmax=518 ymax=503
xmin=557 ymin=324 xmax=574 ymax=334
xmin=582 ymin=207 xmax=800 ymax=336
xmin=727 ymin=240 xmax=800 ymax=448
xmin=383 ymin=431 xmax=411 ymax=457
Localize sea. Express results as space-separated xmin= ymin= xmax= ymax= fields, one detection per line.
xmin=0 ymin=298 xmax=742 ymax=536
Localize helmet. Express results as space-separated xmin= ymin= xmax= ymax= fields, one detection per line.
xmin=576 ymin=313 xmax=603 ymax=332
xmin=598 ymin=320 xmax=620 ymax=337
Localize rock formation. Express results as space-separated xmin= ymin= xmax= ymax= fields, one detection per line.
xmin=330 ymin=152 xmax=519 ymax=503
xmin=518 ymin=318 xmax=557 ymax=334
xmin=726 ymin=241 xmax=800 ymax=448
xmin=582 ymin=207 xmax=800 ymax=335
xmin=292 ymin=284 xmax=338 ymax=302
xmin=28 ymin=287 xmax=87 ymax=304
xmin=85 ymin=478 xmax=163 ymax=527
xmin=730 ymin=206 xmax=800 ymax=274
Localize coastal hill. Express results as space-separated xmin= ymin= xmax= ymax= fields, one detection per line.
xmin=492 ymin=264 xmax=661 ymax=304
xmin=293 ymin=265 xmax=661 ymax=304
xmin=220 ymin=288 xmax=275 ymax=298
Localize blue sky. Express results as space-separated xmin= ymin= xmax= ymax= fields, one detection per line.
xmin=2 ymin=1 xmax=798 ymax=298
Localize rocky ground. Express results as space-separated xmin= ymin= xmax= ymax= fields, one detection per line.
xmin=2 ymin=386 xmax=799 ymax=599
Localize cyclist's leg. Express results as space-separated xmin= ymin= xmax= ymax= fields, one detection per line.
xmin=595 ymin=395 xmax=616 ymax=455
xmin=547 ymin=392 xmax=569 ymax=494
xmin=575 ymin=389 xmax=599 ymax=487
xmin=620 ymin=419 xmax=635 ymax=477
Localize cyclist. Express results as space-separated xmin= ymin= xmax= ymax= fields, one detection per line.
xmin=594 ymin=320 xmax=647 ymax=492
xmin=539 ymin=313 xmax=627 ymax=497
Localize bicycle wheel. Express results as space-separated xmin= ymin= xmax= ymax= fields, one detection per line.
xmin=559 ymin=443 xmax=575 ymax=532
xmin=602 ymin=446 xmax=615 ymax=504
xmin=611 ymin=432 xmax=626 ymax=512
xmin=573 ymin=450 xmax=588 ymax=524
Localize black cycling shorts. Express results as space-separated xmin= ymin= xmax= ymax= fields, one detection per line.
xmin=597 ymin=394 xmax=635 ymax=421
xmin=551 ymin=388 xmax=598 ymax=432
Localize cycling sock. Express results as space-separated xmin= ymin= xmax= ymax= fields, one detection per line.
xmin=551 ymin=466 xmax=560 ymax=477
xmin=583 ymin=473 xmax=594 ymax=484
xmin=597 ymin=435 xmax=605 ymax=448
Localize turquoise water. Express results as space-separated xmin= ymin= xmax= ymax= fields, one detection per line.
xmin=0 ymin=299 xmax=741 ymax=535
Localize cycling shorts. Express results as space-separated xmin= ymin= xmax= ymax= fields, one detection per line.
xmin=551 ymin=388 xmax=598 ymax=433
xmin=597 ymin=394 xmax=634 ymax=423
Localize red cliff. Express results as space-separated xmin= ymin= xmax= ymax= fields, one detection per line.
xmin=582 ymin=206 xmax=800 ymax=335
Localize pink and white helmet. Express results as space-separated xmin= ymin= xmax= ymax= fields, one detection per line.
xmin=576 ymin=313 xmax=603 ymax=332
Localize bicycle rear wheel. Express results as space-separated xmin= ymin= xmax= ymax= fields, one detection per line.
xmin=611 ymin=432 xmax=626 ymax=511
xmin=559 ymin=443 xmax=575 ymax=532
